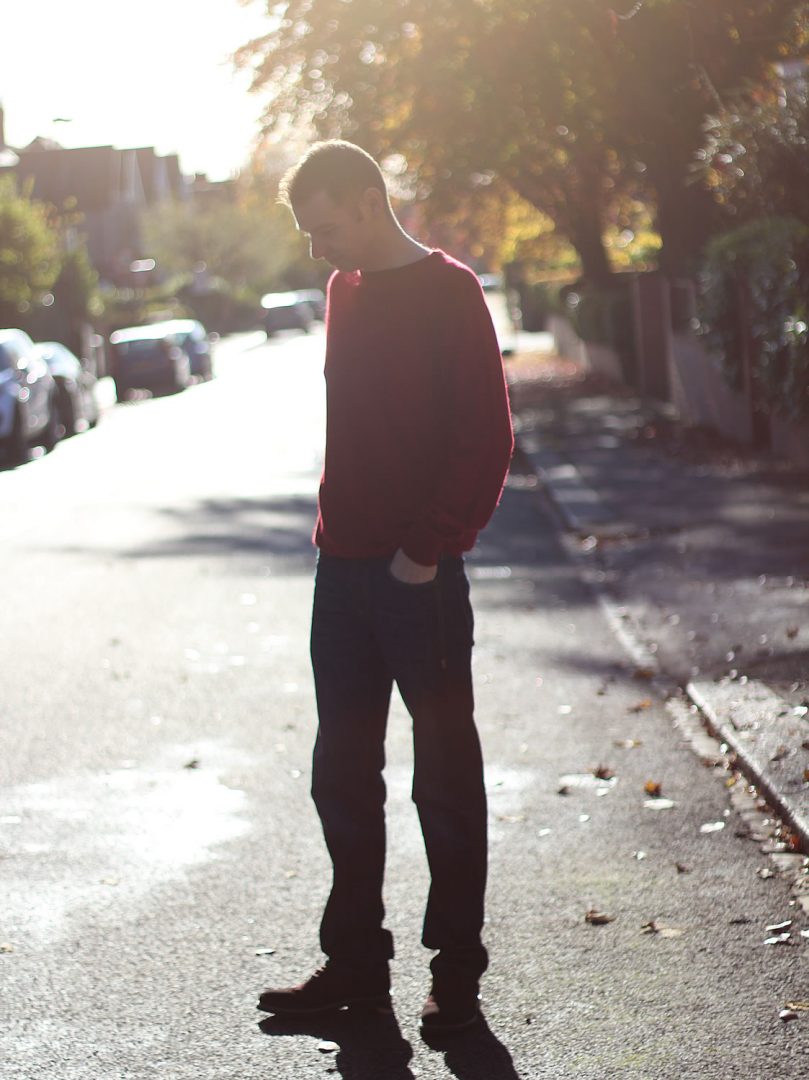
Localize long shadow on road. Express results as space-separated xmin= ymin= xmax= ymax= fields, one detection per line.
xmin=259 ymin=1007 xmax=525 ymax=1080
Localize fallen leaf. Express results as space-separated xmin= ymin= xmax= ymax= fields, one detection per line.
xmin=593 ymin=764 xmax=616 ymax=781
xmin=764 ymin=933 xmax=792 ymax=945
xmin=757 ymin=868 xmax=776 ymax=880
xmin=497 ymin=814 xmax=525 ymax=823
xmin=0 ymin=942 xmax=14 ymax=954
xmin=255 ymin=948 xmax=275 ymax=957
xmin=184 ymin=758 xmax=201 ymax=770
xmin=632 ymin=850 xmax=647 ymax=861
xmin=644 ymin=780 xmax=663 ymax=798
xmin=632 ymin=667 xmax=655 ymax=681
xmin=629 ymin=699 xmax=653 ymax=713
xmin=770 ymin=745 xmax=790 ymax=763
xmin=614 ymin=738 xmax=642 ymax=749
xmin=318 ymin=1040 xmax=340 ymax=1053
xmin=641 ymin=921 xmax=684 ymax=939
xmin=557 ymin=785 xmax=571 ymax=796
xmin=644 ymin=798 xmax=676 ymax=810
xmin=729 ymin=916 xmax=752 ymax=925
xmin=579 ymin=814 xmax=591 ymax=823
xmin=780 ymin=1009 xmax=799 ymax=1023
xmin=766 ymin=920 xmax=793 ymax=934
xmin=585 ymin=909 xmax=616 ymax=925
xmin=675 ymin=862 xmax=692 ymax=874
xmin=700 ymin=821 xmax=726 ymax=834
xmin=803 ymin=769 xmax=809 ymax=783
xmin=559 ymin=773 xmax=617 ymax=791
xmin=538 ymin=828 xmax=552 ymax=837
xmin=786 ymin=627 xmax=799 ymax=639
xmin=785 ymin=1001 xmax=809 ymax=1010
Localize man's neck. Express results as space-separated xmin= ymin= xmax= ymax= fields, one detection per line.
xmin=361 ymin=228 xmax=431 ymax=273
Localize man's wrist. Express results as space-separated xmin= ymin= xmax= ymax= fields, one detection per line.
xmin=390 ymin=547 xmax=437 ymax=584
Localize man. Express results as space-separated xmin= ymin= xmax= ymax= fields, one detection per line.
xmin=258 ymin=141 xmax=513 ymax=1033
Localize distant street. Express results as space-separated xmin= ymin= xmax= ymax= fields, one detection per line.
xmin=2 ymin=328 xmax=808 ymax=1080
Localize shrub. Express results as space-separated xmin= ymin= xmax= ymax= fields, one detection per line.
xmin=698 ymin=217 xmax=809 ymax=421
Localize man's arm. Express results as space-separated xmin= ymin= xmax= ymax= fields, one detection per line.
xmin=397 ymin=268 xmax=514 ymax=571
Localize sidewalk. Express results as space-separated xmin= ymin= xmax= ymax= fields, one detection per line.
xmin=505 ymin=347 xmax=809 ymax=850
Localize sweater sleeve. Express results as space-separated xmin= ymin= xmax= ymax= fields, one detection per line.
xmin=400 ymin=269 xmax=514 ymax=566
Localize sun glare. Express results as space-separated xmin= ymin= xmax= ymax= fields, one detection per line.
xmin=1 ymin=0 xmax=267 ymax=179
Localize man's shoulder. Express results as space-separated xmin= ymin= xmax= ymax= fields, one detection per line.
xmin=426 ymin=251 xmax=486 ymax=300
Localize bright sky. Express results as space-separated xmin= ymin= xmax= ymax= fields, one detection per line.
xmin=1 ymin=0 xmax=270 ymax=180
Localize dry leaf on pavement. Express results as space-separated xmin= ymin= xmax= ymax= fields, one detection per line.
xmin=644 ymin=780 xmax=663 ymax=798
xmin=585 ymin=909 xmax=616 ymax=925
xmin=628 ymin=699 xmax=653 ymax=713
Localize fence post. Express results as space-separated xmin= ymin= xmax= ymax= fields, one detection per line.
xmin=736 ymin=279 xmax=770 ymax=450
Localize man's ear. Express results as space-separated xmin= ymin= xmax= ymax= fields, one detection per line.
xmin=357 ymin=186 xmax=386 ymax=219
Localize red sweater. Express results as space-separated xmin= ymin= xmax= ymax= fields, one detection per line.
xmin=315 ymin=250 xmax=514 ymax=565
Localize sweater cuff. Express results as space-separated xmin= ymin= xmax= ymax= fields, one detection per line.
xmin=400 ymin=522 xmax=444 ymax=567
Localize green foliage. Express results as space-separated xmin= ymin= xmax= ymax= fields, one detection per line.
xmin=141 ymin=195 xmax=310 ymax=295
xmin=698 ymin=216 xmax=809 ymax=419
xmin=0 ymin=176 xmax=60 ymax=324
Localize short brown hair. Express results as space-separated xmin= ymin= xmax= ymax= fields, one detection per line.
xmin=279 ymin=140 xmax=388 ymax=210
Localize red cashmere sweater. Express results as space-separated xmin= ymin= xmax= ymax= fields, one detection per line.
xmin=315 ymin=250 xmax=514 ymax=565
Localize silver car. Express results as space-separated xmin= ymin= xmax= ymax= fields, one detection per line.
xmin=0 ymin=329 xmax=59 ymax=465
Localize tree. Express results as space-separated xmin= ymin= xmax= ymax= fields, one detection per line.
xmin=699 ymin=69 xmax=809 ymax=225
xmin=237 ymin=0 xmax=808 ymax=281
xmin=0 ymin=176 xmax=60 ymax=325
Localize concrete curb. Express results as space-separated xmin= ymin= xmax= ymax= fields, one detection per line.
xmin=688 ymin=680 xmax=809 ymax=849
xmin=516 ymin=434 xmax=809 ymax=853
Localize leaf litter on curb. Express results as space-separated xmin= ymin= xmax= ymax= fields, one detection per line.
xmin=644 ymin=780 xmax=663 ymax=798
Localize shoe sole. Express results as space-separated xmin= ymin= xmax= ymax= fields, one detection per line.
xmin=257 ymin=994 xmax=392 ymax=1016
xmin=420 ymin=1010 xmax=482 ymax=1035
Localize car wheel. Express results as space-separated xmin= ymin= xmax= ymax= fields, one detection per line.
xmin=8 ymin=407 xmax=31 ymax=466
xmin=42 ymin=395 xmax=60 ymax=453
xmin=58 ymin=392 xmax=76 ymax=438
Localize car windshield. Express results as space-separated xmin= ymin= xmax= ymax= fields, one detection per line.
xmin=114 ymin=339 xmax=164 ymax=358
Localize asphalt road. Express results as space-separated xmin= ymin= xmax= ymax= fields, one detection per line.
xmin=1 ymin=329 xmax=808 ymax=1079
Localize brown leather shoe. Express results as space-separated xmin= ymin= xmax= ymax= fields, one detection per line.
xmin=420 ymin=982 xmax=482 ymax=1033
xmin=258 ymin=959 xmax=391 ymax=1016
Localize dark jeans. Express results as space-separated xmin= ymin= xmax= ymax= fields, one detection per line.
xmin=310 ymin=553 xmax=488 ymax=981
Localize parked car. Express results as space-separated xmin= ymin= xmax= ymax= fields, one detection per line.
xmin=260 ymin=291 xmax=314 ymax=336
xmin=33 ymin=341 xmax=100 ymax=437
xmin=108 ymin=324 xmax=192 ymax=400
xmin=0 ymin=328 xmax=59 ymax=464
xmin=160 ymin=319 xmax=214 ymax=381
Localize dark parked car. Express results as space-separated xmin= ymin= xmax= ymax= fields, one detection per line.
xmin=161 ymin=319 xmax=215 ymax=380
xmin=0 ymin=328 xmax=59 ymax=464
xmin=261 ymin=291 xmax=314 ymax=336
xmin=33 ymin=341 xmax=100 ymax=436
xmin=108 ymin=324 xmax=192 ymax=400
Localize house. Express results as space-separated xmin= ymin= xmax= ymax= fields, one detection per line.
xmin=0 ymin=103 xmax=190 ymax=285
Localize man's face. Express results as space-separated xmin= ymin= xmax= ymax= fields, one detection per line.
xmin=293 ymin=189 xmax=375 ymax=271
